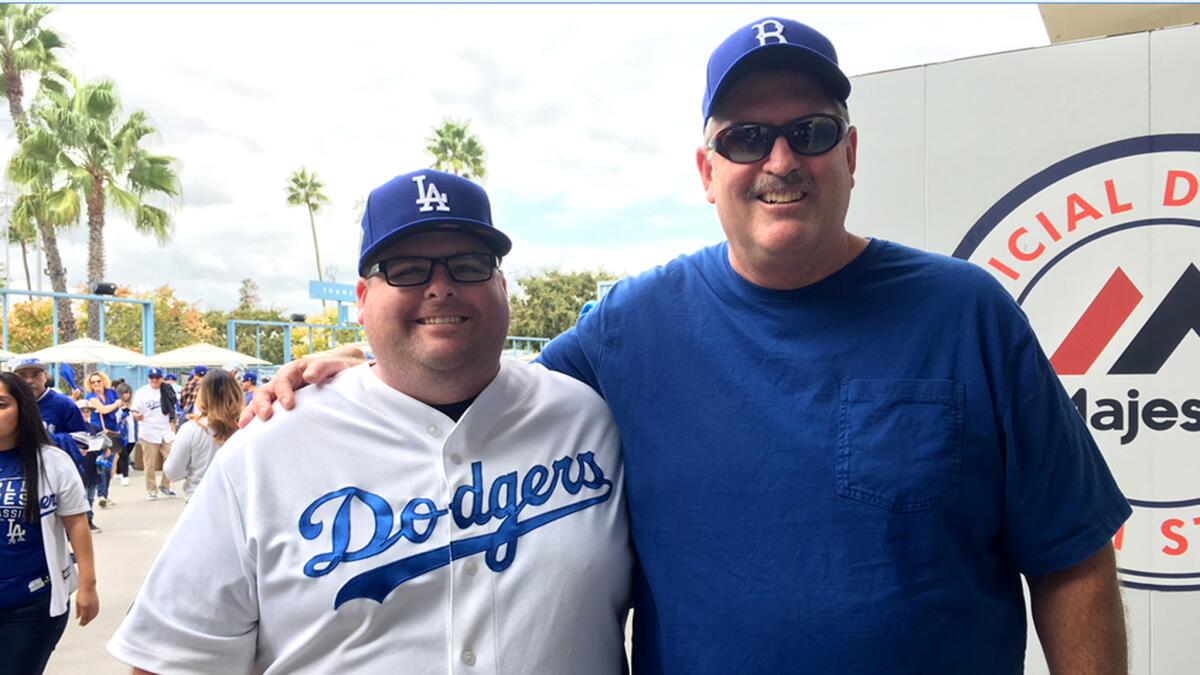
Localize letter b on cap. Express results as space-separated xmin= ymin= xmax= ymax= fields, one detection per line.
xmin=752 ymin=19 xmax=787 ymax=46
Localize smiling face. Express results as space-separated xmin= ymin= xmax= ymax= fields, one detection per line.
xmin=698 ymin=69 xmax=857 ymax=286
xmin=357 ymin=231 xmax=509 ymax=401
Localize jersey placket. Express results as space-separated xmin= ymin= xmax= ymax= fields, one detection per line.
xmin=435 ymin=416 xmax=498 ymax=675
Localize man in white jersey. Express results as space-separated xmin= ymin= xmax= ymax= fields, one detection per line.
xmin=130 ymin=367 xmax=176 ymax=500
xmin=108 ymin=169 xmax=631 ymax=674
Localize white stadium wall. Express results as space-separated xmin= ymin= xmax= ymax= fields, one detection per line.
xmin=847 ymin=23 xmax=1200 ymax=675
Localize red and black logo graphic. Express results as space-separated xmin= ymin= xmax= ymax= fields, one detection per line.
xmin=1051 ymin=264 xmax=1200 ymax=376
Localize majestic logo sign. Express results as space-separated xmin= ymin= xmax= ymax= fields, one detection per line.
xmin=751 ymin=20 xmax=787 ymax=46
xmin=412 ymin=174 xmax=450 ymax=213
xmin=299 ymin=452 xmax=613 ymax=608
xmin=955 ymin=134 xmax=1200 ymax=591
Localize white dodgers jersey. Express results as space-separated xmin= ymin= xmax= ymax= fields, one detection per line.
xmin=108 ymin=360 xmax=632 ymax=674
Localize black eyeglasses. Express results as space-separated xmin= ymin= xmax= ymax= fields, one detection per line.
xmin=367 ymin=253 xmax=497 ymax=288
xmin=708 ymin=113 xmax=848 ymax=164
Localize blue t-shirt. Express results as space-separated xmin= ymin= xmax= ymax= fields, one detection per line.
xmin=538 ymin=239 xmax=1131 ymax=675
xmin=85 ymin=388 xmax=120 ymax=432
xmin=38 ymin=388 xmax=87 ymax=476
xmin=0 ymin=450 xmax=50 ymax=608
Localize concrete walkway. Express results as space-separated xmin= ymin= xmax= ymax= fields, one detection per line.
xmin=48 ymin=470 xmax=187 ymax=675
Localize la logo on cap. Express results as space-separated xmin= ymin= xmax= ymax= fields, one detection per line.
xmin=413 ymin=174 xmax=450 ymax=213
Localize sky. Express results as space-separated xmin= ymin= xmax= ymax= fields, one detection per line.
xmin=0 ymin=3 xmax=1051 ymax=315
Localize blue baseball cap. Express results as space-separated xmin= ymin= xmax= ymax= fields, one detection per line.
xmin=8 ymin=356 xmax=48 ymax=372
xmin=147 ymin=367 xmax=165 ymax=378
xmin=191 ymin=365 xmax=208 ymax=377
xmin=358 ymin=169 xmax=512 ymax=275
xmin=242 ymin=371 xmax=258 ymax=385
xmin=702 ymin=17 xmax=851 ymax=123
xmin=165 ymin=373 xmax=178 ymax=382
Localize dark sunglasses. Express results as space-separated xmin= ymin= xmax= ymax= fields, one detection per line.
xmin=708 ymin=113 xmax=848 ymax=164
xmin=367 ymin=253 xmax=497 ymax=288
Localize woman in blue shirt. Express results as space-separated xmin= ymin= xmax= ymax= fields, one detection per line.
xmin=0 ymin=371 xmax=99 ymax=673
xmin=83 ymin=372 xmax=121 ymax=506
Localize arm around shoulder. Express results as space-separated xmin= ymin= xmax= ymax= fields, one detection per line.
xmin=1027 ymin=543 xmax=1127 ymax=675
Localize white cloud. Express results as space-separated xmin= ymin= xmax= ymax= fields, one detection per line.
xmin=0 ymin=3 xmax=1048 ymax=314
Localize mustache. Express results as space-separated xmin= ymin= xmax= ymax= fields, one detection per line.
xmin=745 ymin=174 xmax=816 ymax=199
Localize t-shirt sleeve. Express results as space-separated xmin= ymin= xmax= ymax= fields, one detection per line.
xmin=43 ymin=447 xmax=88 ymax=516
xmin=107 ymin=456 xmax=259 ymax=672
xmin=131 ymin=389 xmax=147 ymax=415
xmin=535 ymin=311 xmax=605 ymax=395
xmin=999 ymin=332 xmax=1132 ymax=576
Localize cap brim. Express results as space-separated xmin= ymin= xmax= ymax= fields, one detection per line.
xmin=709 ymin=44 xmax=850 ymax=119
xmin=359 ymin=219 xmax=513 ymax=275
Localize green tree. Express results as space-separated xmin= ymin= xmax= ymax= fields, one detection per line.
xmin=425 ymin=118 xmax=487 ymax=180
xmin=204 ymin=306 xmax=290 ymax=365
xmin=1 ymin=3 xmax=75 ymax=339
xmin=6 ymin=145 xmax=82 ymax=340
xmin=22 ymin=76 xmax=181 ymax=340
xmin=285 ymin=167 xmax=329 ymax=289
xmin=4 ymin=204 xmax=35 ymax=289
xmin=288 ymin=305 xmax=362 ymax=359
xmin=85 ymin=285 xmax=216 ymax=353
xmin=508 ymin=268 xmax=619 ymax=340
xmin=3 ymin=297 xmax=54 ymax=352
xmin=0 ymin=3 xmax=67 ymax=138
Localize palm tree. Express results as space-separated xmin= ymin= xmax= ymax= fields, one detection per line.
xmin=425 ymin=118 xmax=487 ymax=180
xmin=21 ymin=77 xmax=180 ymax=339
xmin=5 ymin=198 xmax=38 ymax=289
xmin=1 ymin=3 xmax=75 ymax=338
xmin=0 ymin=4 xmax=67 ymax=139
xmin=7 ymin=132 xmax=81 ymax=340
xmin=286 ymin=167 xmax=329 ymax=287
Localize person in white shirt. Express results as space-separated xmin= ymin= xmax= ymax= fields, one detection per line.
xmin=130 ymin=368 xmax=176 ymax=500
xmin=163 ymin=370 xmax=242 ymax=501
xmin=108 ymin=169 xmax=631 ymax=674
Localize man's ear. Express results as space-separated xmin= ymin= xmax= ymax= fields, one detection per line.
xmin=697 ymin=147 xmax=718 ymax=205
xmin=355 ymin=278 xmax=369 ymax=327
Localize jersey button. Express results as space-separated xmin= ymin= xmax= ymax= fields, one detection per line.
xmin=461 ymin=648 xmax=476 ymax=666
xmin=449 ymin=453 xmax=464 ymax=465
xmin=427 ymin=424 xmax=440 ymax=437
xmin=464 ymin=560 xmax=478 ymax=576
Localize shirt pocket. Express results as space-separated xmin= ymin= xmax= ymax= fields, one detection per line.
xmin=837 ymin=379 xmax=964 ymax=513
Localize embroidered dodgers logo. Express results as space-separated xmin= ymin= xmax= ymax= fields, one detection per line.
xmin=299 ymin=452 xmax=612 ymax=608
xmin=412 ymin=174 xmax=450 ymax=213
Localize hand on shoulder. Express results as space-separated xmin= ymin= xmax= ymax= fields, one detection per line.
xmin=238 ymin=345 xmax=368 ymax=427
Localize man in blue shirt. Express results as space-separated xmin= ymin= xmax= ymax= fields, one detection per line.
xmin=11 ymin=357 xmax=87 ymax=470
xmin=252 ymin=17 xmax=1130 ymax=674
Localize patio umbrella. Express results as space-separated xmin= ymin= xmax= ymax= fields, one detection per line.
xmin=147 ymin=342 xmax=271 ymax=368
xmin=19 ymin=337 xmax=150 ymax=365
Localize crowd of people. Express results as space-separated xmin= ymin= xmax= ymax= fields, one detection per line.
xmin=0 ymin=358 xmax=253 ymax=671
